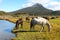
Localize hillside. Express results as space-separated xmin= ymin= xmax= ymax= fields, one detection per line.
xmin=10 ymin=3 xmax=53 ymax=16
xmin=0 ymin=11 xmax=9 ymax=15
xmin=51 ymin=10 xmax=60 ymax=15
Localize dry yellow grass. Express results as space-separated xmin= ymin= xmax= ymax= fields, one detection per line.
xmin=10 ymin=16 xmax=60 ymax=40
xmin=0 ymin=15 xmax=60 ymax=40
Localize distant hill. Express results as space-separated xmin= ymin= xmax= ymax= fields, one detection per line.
xmin=51 ymin=10 xmax=60 ymax=15
xmin=0 ymin=11 xmax=9 ymax=15
xmin=9 ymin=3 xmax=60 ymax=16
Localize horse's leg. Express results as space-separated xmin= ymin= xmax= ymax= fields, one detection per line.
xmin=30 ymin=23 xmax=33 ymax=31
xmin=21 ymin=23 xmax=23 ymax=28
xmin=15 ymin=23 xmax=19 ymax=29
xmin=30 ymin=23 xmax=34 ymax=31
xmin=46 ymin=23 xmax=51 ymax=32
xmin=40 ymin=23 xmax=44 ymax=32
xmin=32 ymin=24 xmax=35 ymax=29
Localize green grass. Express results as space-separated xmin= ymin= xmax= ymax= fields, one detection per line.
xmin=12 ymin=32 xmax=60 ymax=40
xmin=11 ymin=17 xmax=60 ymax=40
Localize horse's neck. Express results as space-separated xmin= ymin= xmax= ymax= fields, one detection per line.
xmin=34 ymin=17 xmax=44 ymax=21
xmin=34 ymin=18 xmax=40 ymax=22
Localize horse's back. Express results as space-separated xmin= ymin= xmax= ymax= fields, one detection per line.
xmin=34 ymin=17 xmax=49 ymax=24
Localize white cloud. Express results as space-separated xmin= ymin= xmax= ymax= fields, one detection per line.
xmin=22 ymin=0 xmax=50 ymax=8
xmin=22 ymin=0 xmax=60 ymax=10
xmin=45 ymin=1 xmax=60 ymax=10
xmin=22 ymin=3 xmax=33 ymax=8
xmin=28 ymin=0 xmax=50 ymax=4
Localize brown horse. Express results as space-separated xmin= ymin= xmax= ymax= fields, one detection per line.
xmin=26 ymin=16 xmax=30 ymax=22
xmin=15 ymin=18 xmax=23 ymax=29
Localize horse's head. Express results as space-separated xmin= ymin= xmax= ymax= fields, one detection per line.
xmin=35 ymin=16 xmax=38 ymax=18
xmin=31 ymin=17 xmax=34 ymax=20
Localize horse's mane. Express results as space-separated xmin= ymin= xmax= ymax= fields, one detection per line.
xmin=34 ymin=17 xmax=47 ymax=20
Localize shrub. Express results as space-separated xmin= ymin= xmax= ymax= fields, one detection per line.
xmin=51 ymin=16 xmax=56 ymax=19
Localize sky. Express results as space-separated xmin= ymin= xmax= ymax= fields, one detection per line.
xmin=0 ymin=0 xmax=60 ymax=12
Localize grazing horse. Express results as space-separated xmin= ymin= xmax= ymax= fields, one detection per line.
xmin=26 ymin=16 xmax=30 ymax=22
xmin=30 ymin=17 xmax=51 ymax=32
xmin=15 ymin=18 xmax=23 ymax=29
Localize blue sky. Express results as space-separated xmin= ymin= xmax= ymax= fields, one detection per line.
xmin=0 ymin=0 xmax=60 ymax=12
xmin=0 ymin=0 xmax=28 ymax=12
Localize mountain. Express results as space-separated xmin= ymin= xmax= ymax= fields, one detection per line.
xmin=51 ymin=10 xmax=60 ymax=15
xmin=0 ymin=11 xmax=9 ymax=15
xmin=10 ymin=3 xmax=53 ymax=16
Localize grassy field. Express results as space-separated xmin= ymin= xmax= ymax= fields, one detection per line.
xmin=10 ymin=16 xmax=60 ymax=40
xmin=0 ymin=15 xmax=60 ymax=40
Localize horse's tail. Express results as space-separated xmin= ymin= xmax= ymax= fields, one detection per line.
xmin=46 ymin=21 xmax=51 ymax=32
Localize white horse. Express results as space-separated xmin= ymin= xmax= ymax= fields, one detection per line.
xmin=30 ymin=17 xmax=51 ymax=32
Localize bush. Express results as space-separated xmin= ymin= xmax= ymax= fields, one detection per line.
xmin=51 ymin=16 xmax=56 ymax=19
xmin=56 ymin=16 xmax=60 ymax=18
